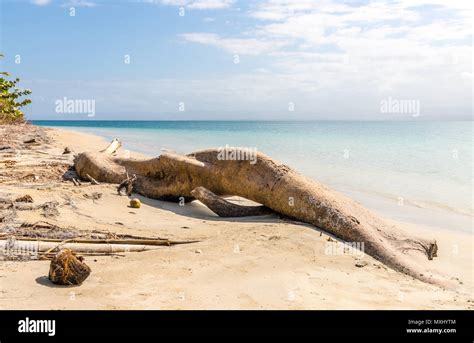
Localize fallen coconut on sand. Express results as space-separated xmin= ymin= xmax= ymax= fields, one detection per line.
xmin=73 ymin=139 xmax=456 ymax=289
xmin=49 ymin=249 xmax=91 ymax=286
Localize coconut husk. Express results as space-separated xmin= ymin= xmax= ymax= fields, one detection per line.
xmin=48 ymin=249 xmax=91 ymax=286
xmin=15 ymin=194 xmax=33 ymax=203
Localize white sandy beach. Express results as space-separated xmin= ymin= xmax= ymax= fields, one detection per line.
xmin=0 ymin=127 xmax=472 ymax=310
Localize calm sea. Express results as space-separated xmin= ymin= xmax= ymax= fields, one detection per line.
xmin=33 ymin=120 xmax=473 ymax=232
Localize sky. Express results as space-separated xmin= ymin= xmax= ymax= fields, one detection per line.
xmin=0 ymin=0 xmax=472 ymax=120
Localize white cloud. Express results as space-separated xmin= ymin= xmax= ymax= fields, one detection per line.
xmin=157 ymin=0 xmax=234 ymax=10
xmin=187 ymin=0 xmax=234 ymax=9
xmin=31 ymin=0 xmax=52 ymax=6
xmin=177 ymin=0 xmax=472 ymax=117
xmin=180 ymin=32 xmax=288 ymax=55
xmin=62 ymin=0 xmax=97 ymax=7
xmin=158 ymin=0 xmax=187 ymax=5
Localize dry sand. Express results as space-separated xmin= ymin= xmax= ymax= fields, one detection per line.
xmin=0 ymin=126 xmax=472 ymax=309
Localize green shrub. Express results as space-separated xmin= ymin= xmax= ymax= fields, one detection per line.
xmin=0 ymin=53 xmax=32 ymax=124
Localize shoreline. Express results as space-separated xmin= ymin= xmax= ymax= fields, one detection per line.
xmin=44 ymin=125 xmax=473 ymax=235
xmin=0 ymin=125 xmax=472 ymax=309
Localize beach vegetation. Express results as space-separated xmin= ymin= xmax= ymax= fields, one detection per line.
xmin=0 ymin=54 xmax=32 ymax=124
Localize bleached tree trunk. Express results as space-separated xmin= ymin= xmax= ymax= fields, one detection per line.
xmin=73 ymin=142 xmax=454 ymax=288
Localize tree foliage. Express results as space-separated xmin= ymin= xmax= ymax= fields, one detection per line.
xmin=0 ymin=54 xmax=32 ymax=123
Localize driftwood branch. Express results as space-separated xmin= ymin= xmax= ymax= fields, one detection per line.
xmin=117 ymin=173 xmax=137 ymax=196
xmin=191 ymin=186 xmax=273 ymax=217
xmin=99 ymin=138 xmax=121 ymax=155
xmin=0 ymin=237 xmax=198 ymax=256
xmin=85 ymin=173 xmax=100 ymax=185
xmin=4 ymin=236 xmax=198 ymax=246
xmin=73 ymin=140 xmax=454 ymax=288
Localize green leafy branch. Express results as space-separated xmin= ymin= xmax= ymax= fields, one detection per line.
xmin=0 ymin=53 xmax=32 ymax=123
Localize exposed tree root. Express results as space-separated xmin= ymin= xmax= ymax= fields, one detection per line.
xmin=117 ymin=173 xmax=137 ymax=196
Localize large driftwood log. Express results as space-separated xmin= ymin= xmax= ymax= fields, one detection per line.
xmin=74 ymin=140 xmax=454 ymax=288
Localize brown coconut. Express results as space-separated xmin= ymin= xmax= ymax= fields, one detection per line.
xmin=48 ymin=249 xmax=91 ymax=286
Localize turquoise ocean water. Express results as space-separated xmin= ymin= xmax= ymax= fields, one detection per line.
xmin=34 ymin=120 xmax=473 ymax=232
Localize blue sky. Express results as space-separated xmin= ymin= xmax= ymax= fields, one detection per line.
xmin=0 ymin=0 xmax=472 ymax=120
